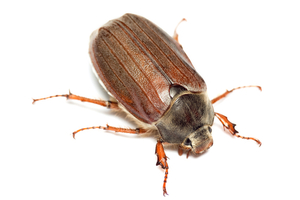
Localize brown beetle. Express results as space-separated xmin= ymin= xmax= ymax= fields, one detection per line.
xmin=33 ymin=13 xmax=261 ymax=196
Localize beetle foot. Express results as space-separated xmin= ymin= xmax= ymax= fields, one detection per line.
xmin=234 ymin=134 xmax=262 ymax=147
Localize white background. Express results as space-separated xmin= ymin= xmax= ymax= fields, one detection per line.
xmin=1 ymin=0 xmax=299 ymax=199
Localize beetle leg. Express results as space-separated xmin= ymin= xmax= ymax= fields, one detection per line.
xmin=32 ymin=90 xmax=119 ymax=110
xmin=173 ymin=18 xmax=186 ymax=43
xmin=155 ymin=140 xmax=169 ymax=196
xmin=72 ymin=124 xmax=147 ymax=139
xmin=211 ymin=85 xmax=262 ymax=104
xmin=215 ymin=112 xmax=262 ymax=146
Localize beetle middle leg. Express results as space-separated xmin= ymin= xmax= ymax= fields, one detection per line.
xmin=211 ymin=85 xmax=261 ymax=104
xmin=32 ymin=90 xmax=119 ymax=109
xmin=72 ymin=125 xmax=147 ymax=138
xmin=155 ymin=140 xmax=169 ymax=196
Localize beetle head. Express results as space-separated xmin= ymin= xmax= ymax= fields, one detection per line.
xmin=182 ymin=125 xmax=213 ymax=154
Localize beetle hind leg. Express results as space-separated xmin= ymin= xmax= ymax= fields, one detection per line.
xmin=215 ymin=112 xmax=262 ymax=146
xmin=155 ymin=140 xmax=169 ymax=196
xmin=173 ymin=18 xmax=186 ymax=43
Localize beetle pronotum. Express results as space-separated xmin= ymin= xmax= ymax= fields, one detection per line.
xmin=33 ymin=13 xmax=261 ymax=196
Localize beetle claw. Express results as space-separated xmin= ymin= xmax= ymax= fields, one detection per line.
xmin=163 ymin=188 xmax=168 ymax=196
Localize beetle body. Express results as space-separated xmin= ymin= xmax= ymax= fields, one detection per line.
xmin=33 ymin=13 xmax=261 ymax=195
xmin=89 ymin=13 xmax=213 ymax=153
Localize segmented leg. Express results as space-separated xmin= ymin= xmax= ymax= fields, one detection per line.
xmin=155 ymin=140 xmax=169 ymax=196
xmin=215 ymin=112 xmax=262 ymax=146
xmin=72 ymin=124 xmax=147 ymax=139
xmin=211 ymin=85 xmax=262 ymax=104
xmin=173 ymin=18 xmax=187 ymax=43
xmin=32 ymin=90 xmax=119 ymax=109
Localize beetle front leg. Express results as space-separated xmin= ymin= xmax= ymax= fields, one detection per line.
xmin=155 ymin=140 xmax=169 ymax=196
xmin=211 ymin=85 xmax=261 ymax=104
xmin=32 ymin=90 xmax=119 ymax=109
xmin=215 ymin=112 xmax=262 ymax=146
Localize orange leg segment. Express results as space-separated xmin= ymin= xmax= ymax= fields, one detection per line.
xmin=173 ymin=18 xmax=187 ymax=43
xmin=155 ymin=140 xmax=169 ymax=196
xmin=32 ymin=90 xmax=119 ymax=109
xmin=32 ymin=91 xmax=147 ymax=137
xmin=211 ymin=85 xmax=262 ymax=104
xmin=72 ymin=125 xmax=147 ymax=139
xmin=215 ymin=112 xmax=261 ymax=146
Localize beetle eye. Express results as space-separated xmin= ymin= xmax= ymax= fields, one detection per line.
xmin=208 ymin=126 xmax=212 ymax=133
xmin=184 ymin=138 xmax=192 ymax=147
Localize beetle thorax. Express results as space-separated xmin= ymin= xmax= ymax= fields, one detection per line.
xmin=155 ymin=91 xmax=214 ymax=153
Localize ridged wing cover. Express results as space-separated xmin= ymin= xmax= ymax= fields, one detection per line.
xmin=89 ymin=13 xmax=206 ymax=123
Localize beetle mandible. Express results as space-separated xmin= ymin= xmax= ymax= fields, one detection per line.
xmin=33 ymin=13 xmax=261 ymax=196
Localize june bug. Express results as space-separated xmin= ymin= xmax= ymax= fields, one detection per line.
xmin=33 ymin=13 xmax=261 ymax=196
